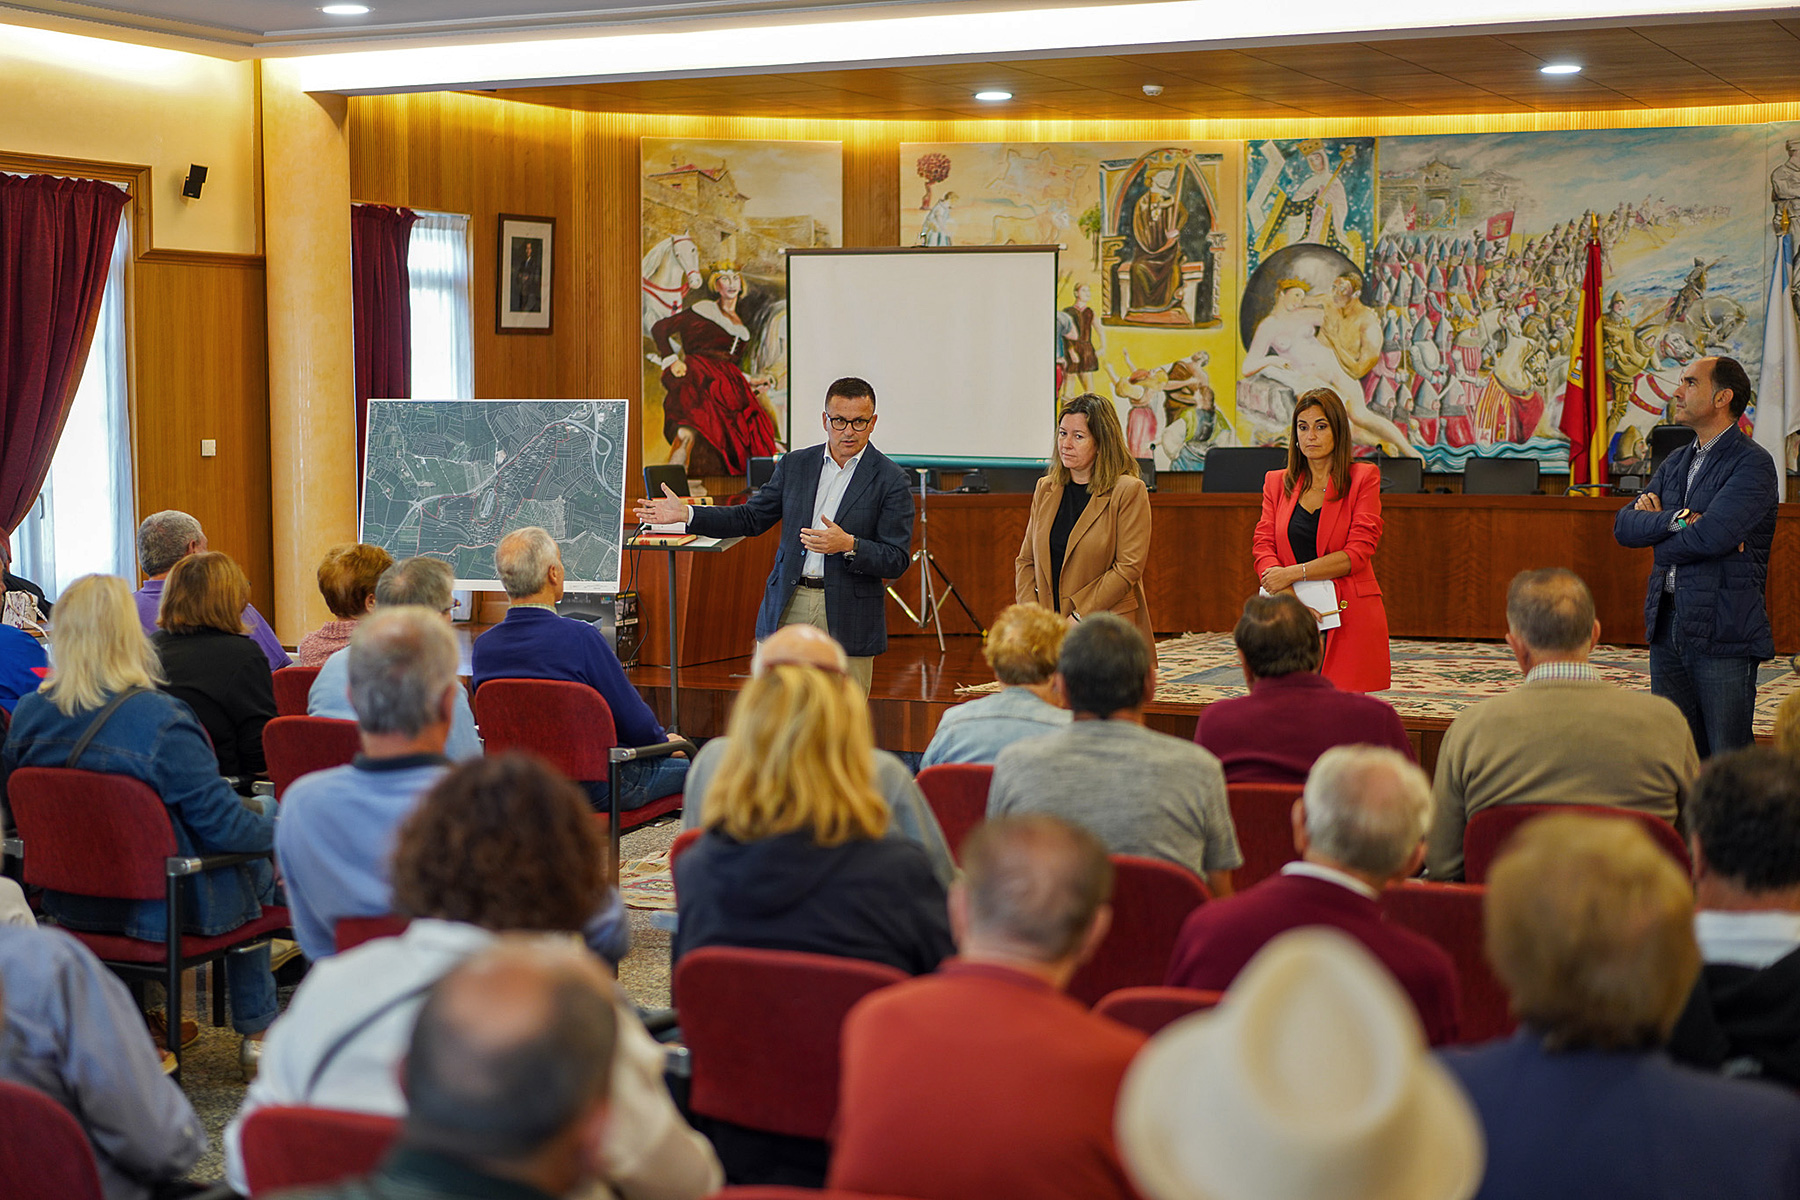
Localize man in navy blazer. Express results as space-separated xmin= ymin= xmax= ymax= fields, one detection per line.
xmin=1614 ymin=355 xmax=1777 ymax=756
xmin=636 ymin=377 xmax=914 ymax=691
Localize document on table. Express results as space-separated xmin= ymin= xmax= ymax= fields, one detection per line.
xmin=1260 ymin=581 xmax=1343 ymax=630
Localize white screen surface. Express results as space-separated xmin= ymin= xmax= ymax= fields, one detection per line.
xmin=787 ymin=248 xmax=1058 ymax=465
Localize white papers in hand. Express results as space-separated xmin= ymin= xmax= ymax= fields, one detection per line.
xmin=1260 ymin=580 xmax=1343 ymax=630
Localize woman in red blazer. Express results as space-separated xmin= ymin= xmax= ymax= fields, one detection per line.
xmin=1251 ymin=388 xmax=1391 ymax=693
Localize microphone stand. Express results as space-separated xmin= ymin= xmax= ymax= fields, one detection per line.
xmin=886 ymin=467 xmax=985 ymax=650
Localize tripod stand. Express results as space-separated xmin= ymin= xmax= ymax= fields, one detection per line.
xmin=887 ymin=468 xmax=985 ymax=650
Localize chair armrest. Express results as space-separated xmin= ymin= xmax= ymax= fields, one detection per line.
xmin=609 ymin=737 xmax=696 ymax=765
xmin=2 ymin=837 xmax=20 ymax=861
xmin=164 ymin=851 xmax=271 ymax=878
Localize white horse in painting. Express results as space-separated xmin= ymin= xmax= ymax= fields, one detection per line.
xmin=641 ymin=232 xmax=702 ymax=338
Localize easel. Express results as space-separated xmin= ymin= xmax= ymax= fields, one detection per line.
xmin=886 ymin=468 xmax=985 ymax=650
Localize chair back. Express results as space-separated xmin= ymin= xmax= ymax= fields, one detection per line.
xmin=1461 ymin=457 xmax=1539 ymax=495
xmin=271 ymin=665 xmax=322 ymax=717
xmin=1226 ymin=782 xmax=1304 ymax=890
xmin=1380 ymin=880 xmax=1516 ymax=1043
xmin=334 ymin=914 xmax=414 ymax=953
xmin=1067 ymin=855 xmax=1211 ymax=1007
xmin=239 ymin=1105 xmax=400 ymax=1196
xmin=674 ymin=946 xmax=906 ymax=1140
xmin=1093 ymin=986 xmax=1223 ymax=1036
xmin=1464 ymin=803 xmax=1690 ymax=884
xmin=1647 ymin=423 xmax=1698 ymax=478
xmin=0 ymin=1080 xmax=106 ymax=1200
xmin=474 ymin=679 xmax=617 ymax=781
xmin=263 ymin=716 xmax=363 ymax=798
xmin=1201 ymin=446 xmax=1288 ymax=493
xmin=1377 ymin=456 xmax=1424 ymax=494
xmin=7 ymin=768 xmax=174 ymax=900
xmin=913 ymin=763 xmax=993 ymax=862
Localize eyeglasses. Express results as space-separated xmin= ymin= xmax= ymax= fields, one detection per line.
xmin=827 ymin=416 xmax=873 ymax=431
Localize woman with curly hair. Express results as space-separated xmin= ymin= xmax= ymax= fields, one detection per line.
xmin=674 ymin=664 xmax=954 ymax=976
xmin=224 ymin=754 xmax=722 ymax=1199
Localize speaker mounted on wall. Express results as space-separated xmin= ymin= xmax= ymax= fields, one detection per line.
xmin=181 ymin=165 xmax=208 ymax=199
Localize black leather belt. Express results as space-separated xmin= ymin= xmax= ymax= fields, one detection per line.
xmin=797 ymin=577 xmax=826 ymax=589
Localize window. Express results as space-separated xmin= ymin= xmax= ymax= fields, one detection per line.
xmin=408 ymin=211 xmax=473 ymax=399
xmin=14 ymin=208 xmax=135 ymax=598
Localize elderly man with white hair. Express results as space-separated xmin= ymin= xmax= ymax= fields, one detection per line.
xmin=1164 ymin=744 xmax=1462 ymax=1045
xmin=679 ymin=623 xmax=955 ymax=886
xmin=132 ymin=509 xmax=290 ymax=669
xmin=470 ymin=526 xmax=687 ymax=809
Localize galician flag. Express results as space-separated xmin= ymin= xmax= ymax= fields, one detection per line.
xmin=1754 ymin=227 xmax=1799 ymax=473
xmin=1559 ymin=231 xmax=1607 ymax=487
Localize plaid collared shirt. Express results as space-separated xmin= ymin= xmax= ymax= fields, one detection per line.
xmin=1524 ymin=661 xmax=1603 ymax=684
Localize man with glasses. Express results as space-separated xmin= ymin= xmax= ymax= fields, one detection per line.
xmin=636 ymin=377 xmax=914 ymax=692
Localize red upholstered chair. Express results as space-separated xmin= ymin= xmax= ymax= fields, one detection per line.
xmin=673 ymin=946 xmax=906 ymax=1140
xmin=914 ymin=764 xmax=993 ymax=862
xmin=1226 ymin=782 xmax=1304 ymax=890
xmin=263 ymin=715 xmax=363 ymax=798
xmin=238 ymin=1106 xmax=400 ymax=1196
xmin=5 ymin=767 xmax=290 ymax=1079
xmin=1067 ymin=855 xmax=1211 ymax=1007
xmin=473 ymin=679 xmax=693 ymax=872
xmin=271 ymin=665 xmax=321 ymax=717
xmin=1463 ymin=804 xmax=1690 ymax=885
xmin=0 ymin=1079 xmax=106 ymax=1200
xmin=334 ymin=914 xmax=413 ymax=953
xmin=714 ymin=1191 xmax=919 ymax=1199
xmin=1093 ymin=986 xmax=1223 ymax=1036
xmin=1380 ymin=879 xmax=1515 ymax=1044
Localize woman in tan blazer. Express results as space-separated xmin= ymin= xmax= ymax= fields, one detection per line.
xmin=1015 ymin=393 xmax=1156 ymax=663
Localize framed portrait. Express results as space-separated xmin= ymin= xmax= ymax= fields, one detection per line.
xmin=496 ymin=213 xmax=554 ymax=334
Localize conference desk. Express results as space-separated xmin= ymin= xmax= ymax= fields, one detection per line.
xmin=633 ymin=491 xmax=1800 ymax=664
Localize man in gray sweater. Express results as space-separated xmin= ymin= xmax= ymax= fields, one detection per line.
xmin=988 ymin=613 xmax=1241 ymax=896
xmin=1426 ymin=568 xmax=1698 ymax=879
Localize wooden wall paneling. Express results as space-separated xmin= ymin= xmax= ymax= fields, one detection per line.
xmin=132 ymin=251 xmax=275 ymax=619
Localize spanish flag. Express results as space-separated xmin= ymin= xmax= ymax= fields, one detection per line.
xmin=1559 ymin=228 xmax=1608 ymax=487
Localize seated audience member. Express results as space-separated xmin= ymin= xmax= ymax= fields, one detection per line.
xmin=1668 ymin=747 xmax=1800 ymax=1086
xmin=1 ymin=575 xmax=279 ymax=1065
xmin=1775 ymin=690 xmax=1800 ymax=756
xmin=830 ymin=815 xmax=1144 ymax=1200
xmin=1118 ymin=929 xmax=1483 ymax=1200
xmin=132 ymin=510 xmax=289 ymax=669
xmin=987 ymin=612 xmax=1241 ymax=895
xmin=227 ymin=755 xmax=720 ymax=1198
xmin=1444 ymin=814 xmax=1800 ymax=1199
xmin=309 ymin=557 xmax=481 ymax=761
xmin=921 ymin=603 xmax=1071 ymax=768
xmin=0 ymin=877 xmax=31 ymax=927
xmin=1164 ymin=745 xmax=1460 ymax=1045
xmin=153 ymin=551 xmax=277 ymax=791
xmin=1193 ymin=593 xmax=1411 ymax=784
xmin=0 ymin=529 xmax=50 ymax=618
xmin=1427 ymin=568 xmax=1696 ymax=879
xmin=471 ymin=527 xmax=685 ymax=808
xmin=296 ymin=543 xmax=394 ymax=667
xmin=268 ymin=938 xmax=716 ymax=1200
xmin=0 ymin=925 xmax=208 ymax=1200
xmin=674 ymin=664 xmax=954 ymax=975
xmin=681 ymin=624 xmax=954 ymax=884
xmin=0 ymin=621 xmax=46 ymax=713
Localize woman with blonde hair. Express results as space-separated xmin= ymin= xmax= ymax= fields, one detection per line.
xmin=673 ymin=664 xmax=952 ymax=975
xmin=296 ymin=542 xmax=394 ymax=666
xmin=1015 ymin=392 xmax=1156 ymax=663
xmin=154 ymin=551 xmax=277 ymax=791
xmin=922 ymin=602 xmax=1071 ymax=767
xmin=1 ymin=574 xmax=280 ymax=1064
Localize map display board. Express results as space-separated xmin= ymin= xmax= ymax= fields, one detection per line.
xmin=361 ymin=399 xmax=629 ymax=592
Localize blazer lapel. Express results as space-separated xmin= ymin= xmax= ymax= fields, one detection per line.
xmin=1317 ymin=477 xmax=1352 ymax=555
xmin=1063 ymin=485 xmax=1109 ymax=561
xmin=793 ymin=443 xmax=824 ymax=522
xmin=833 ymin=444 xmax=886 ymax=519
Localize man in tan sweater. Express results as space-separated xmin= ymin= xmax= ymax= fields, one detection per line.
xmin=1427 ymin=568 xmax=1698 ymax=879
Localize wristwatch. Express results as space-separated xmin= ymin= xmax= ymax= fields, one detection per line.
xmin=845 ymin=538 xmax=858 ymax=563
xmin=1672 ymin=508 xmax=1692 ymax=530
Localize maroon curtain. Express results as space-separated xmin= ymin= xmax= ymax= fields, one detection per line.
xmin=0 ymin=174 xmax=129 ymax=534
xmin=351 ymin=203 xmax=418 ymax=474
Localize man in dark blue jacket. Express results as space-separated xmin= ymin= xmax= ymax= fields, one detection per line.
xmin=1615 ymin=356 xmax=1777 ymax=756
xmin=635 ymin=377 xmax=915 ymax=693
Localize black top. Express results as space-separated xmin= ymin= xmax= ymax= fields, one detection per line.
xmin=1667 ymin=947 xmax=1800 ymax=1089
xmin=152 ymin=628 xmax=276 ymax=788
xmin=1047 ymin=480 xmax=1091 ymax=612
xmin=672 ymin=829 xmax=954 ymax=976
xmin=1287 ymin=500 xmax=1321 ymax=568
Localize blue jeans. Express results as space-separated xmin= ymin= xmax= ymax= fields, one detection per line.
xmin=583 ymin=754 xmax=690 ymax=814
xmin=1651 ymin=601 xmax=1758 ymax=759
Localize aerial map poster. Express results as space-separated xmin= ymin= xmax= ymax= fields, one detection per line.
xmin=360 ymin=399 xmax=629 ymax=592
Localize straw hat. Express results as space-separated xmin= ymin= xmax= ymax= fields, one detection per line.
xmin=1116 ymin=928 xmax=1484 ymax=1200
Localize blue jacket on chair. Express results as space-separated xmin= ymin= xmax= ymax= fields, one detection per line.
xmin=686 ymin=442 xmax=915 ymax=658
xmin=1613 ymin=425 xmax=1777 ymax=661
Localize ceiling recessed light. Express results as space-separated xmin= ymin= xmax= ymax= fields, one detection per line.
xmin=321 ymin=4 xmax=371 ymax=14
xmin=974 ymin=89 xmax=1012 ymax=101
xmin=1540 ymin=62 xmax=1581 ymax=74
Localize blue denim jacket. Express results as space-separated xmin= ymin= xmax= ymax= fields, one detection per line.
xmin=1 ymin=689 xmax=276 ymax=940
